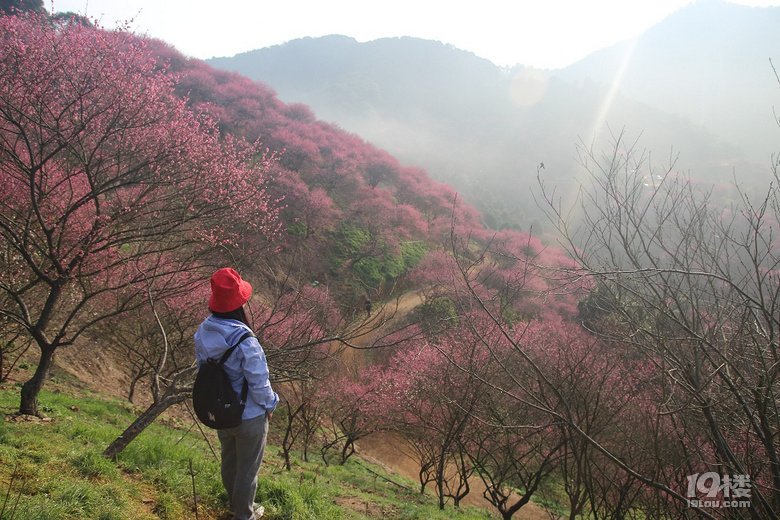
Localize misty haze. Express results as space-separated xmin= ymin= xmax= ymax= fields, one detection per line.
xmin=209 ymin=0 xmax=778 ymax=233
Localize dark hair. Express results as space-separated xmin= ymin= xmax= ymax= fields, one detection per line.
xmin=211 ymin=305 xmax=250 ymax=327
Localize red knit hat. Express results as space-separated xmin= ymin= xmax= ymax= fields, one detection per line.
xmin=209 ymin=268 xmax=252 ymax=313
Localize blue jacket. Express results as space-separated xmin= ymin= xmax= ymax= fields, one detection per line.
xmin=194 ymin=316 xmax=278 ymax=419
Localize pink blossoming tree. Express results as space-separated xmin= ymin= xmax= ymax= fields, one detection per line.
xmin=0 ymin=15 xmax=278 ymax=416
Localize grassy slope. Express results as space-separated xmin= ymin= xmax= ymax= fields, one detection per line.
xmin=0 ymin=364 xmax=498 ymax=520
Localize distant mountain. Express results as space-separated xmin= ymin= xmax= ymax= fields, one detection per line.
xmin=558 ymin=0 xmax=779 ymax=162
xmin=209 ymin=35 xmax=510 ymax=139
xmin=208 ymin=1 xmax=776 ymax=231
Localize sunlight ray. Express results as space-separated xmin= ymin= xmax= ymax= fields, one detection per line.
xmin=588 ymin=37 xmax=640 ymax=141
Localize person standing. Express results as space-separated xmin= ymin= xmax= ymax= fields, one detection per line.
xmin=194 ymin=268 xmax=278 ymax=520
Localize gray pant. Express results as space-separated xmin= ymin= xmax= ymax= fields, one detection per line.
xmin=218 ymin=414 xmax=269 ymax=520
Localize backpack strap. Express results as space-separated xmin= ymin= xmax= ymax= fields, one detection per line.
xmin=217 ymin=331 xmax=255 ymax=405
xmin=217 ymin=331 xmax=255 ymax=365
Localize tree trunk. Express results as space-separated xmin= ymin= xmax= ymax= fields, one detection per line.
xmin=436 ymin=456 xmax=446 ymax=510
xmin=19 ymin=345 xmax=56 ymax=416
xmin=103 ymin=393 xmax=187 ymax=460
xmin=437 ymin=476 xmax=445 ymax=510
xmin=340 ymin=437 xmax=357 ymax=465
xmin=281 ymin=403 xmax=295 ymax=471
xmin=103 ymin=366 xmax=196 ymax=460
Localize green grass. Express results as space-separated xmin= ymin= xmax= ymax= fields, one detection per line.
xmin=0 ymin=381 xmax=499 ymax=520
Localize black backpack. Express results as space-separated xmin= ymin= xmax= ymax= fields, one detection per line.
xmin=193 ymin=331 xmax=254 ymax=429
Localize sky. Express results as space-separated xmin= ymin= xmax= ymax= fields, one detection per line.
xmin=49 ymin=0 xmax=780 ymax=69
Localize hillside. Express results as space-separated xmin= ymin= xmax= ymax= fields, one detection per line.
xmin=207 ymin=0 xmax=777 ymax=232
xmin=0 ymin=368 xmax=506 ymax=520
xmin=44 ymin=289 xmax=551 ymax=519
